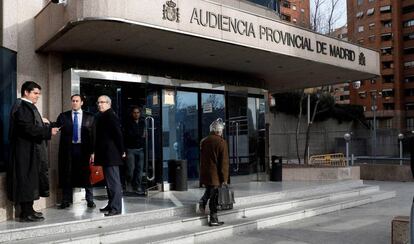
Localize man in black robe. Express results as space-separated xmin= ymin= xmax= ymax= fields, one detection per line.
xmin=55 ymin=94 xmax=96 ymax=209
xmin=7 ymin=81 xmax=59 ymax=222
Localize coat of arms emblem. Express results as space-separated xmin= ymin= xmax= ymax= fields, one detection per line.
xmin=163 ymin=0 xmax=180 ymax=22
xmin=359 ymin=52 xmax=366 ymax=66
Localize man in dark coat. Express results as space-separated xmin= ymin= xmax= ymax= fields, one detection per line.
xmin=199 ymin=118 xmax=229 ymax=226
xmin=93 ymin=95 xmax=125 ymax=216
xmin=55 ymin=94 xmax=96 ymax=209
xmin=124 ymin=106 xmax=146 ymax=194
xmin=7 ymin=81 xmax=59 ymax=222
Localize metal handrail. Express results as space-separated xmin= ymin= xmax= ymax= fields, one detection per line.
xmin=229 ymin=121 xmax=240 ymax=172
xmin=145 ymin=116 xmax=155 ymax=181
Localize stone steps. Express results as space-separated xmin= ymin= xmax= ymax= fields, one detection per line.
xmin=2 ymin=181 xmax=395 ymax=243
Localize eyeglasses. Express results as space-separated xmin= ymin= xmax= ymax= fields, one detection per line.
xmin=96 ymin=101 xmax=108 ymax=105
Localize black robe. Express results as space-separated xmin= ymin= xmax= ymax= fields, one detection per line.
xmin=55 ymin=110 xmax=95 ymax=188
xmin=7 ymin=99 xmax=51 ymax=203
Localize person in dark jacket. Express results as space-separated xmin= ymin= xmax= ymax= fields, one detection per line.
xmin=93 ymin=95 xmax=125 ymax=216
xmin=124 ymin=106 xmax=146 ymax=194
xmin=7 ymin=81 xmax=59 ymax=222
xmin=55 ymin=94 xmax=96 ymax=209
xmin=199 ymin=118 xmax=229 ymax=226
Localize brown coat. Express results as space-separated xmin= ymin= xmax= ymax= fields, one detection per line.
xmin=199 ymin=133 xmax=229 ymax=186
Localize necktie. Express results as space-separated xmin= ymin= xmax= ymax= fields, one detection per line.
xmin=73 ymin=111 xmax=79 ymax=143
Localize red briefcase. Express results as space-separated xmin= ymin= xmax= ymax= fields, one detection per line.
xmin=89 ymin=164 xmax=104 ymax=185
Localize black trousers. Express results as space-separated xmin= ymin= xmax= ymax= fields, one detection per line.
xmin=200 ymin=186 xmax=219 ymax=217
xmin=20 ymin=201 xmax=34 ymax=217
xmin=103 ymin=166 xmax=123 ymax=213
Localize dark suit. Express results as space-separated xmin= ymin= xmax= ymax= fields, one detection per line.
xmin=55 ymin=110 xmax=95 ymax=204
xmin=94 ymin=108 xmax=125 ymax=213
xmin=7 ymin=99 xmax=51 ymax=217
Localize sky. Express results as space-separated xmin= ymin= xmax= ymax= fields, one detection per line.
xmin=310 ymin=0 xmax=348 ymax=30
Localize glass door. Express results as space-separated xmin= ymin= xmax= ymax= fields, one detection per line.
xmin=162 ymin=90 xmax=200 ymax=179
xmin=227 ymin=94 xmax=250 ymax=175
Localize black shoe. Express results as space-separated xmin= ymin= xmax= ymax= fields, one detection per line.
xmin=104 ymin=210 xmax=121 ymax=217
xmin=58 ymin=202 xmax=70 ymax=209
xmin=199 ymin=201 xmax=206 ymax=214
xmin=87 ymin=201 xmax=96 ymax=208
xmin=20 ymin=214 xmax=45 ymax=222
xmin=209 ymin=220 xmax=224 ymax=226
xmin=99 ymin=205 xmax=111 ymax=212
xmin=32 ymin=210 xmax=43 ymax=218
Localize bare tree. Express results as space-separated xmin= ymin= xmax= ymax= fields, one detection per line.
xmin=311 ymin=0 xmax=343 ymax=34
xmin=311 ymin=0 xmax=326 ymax=32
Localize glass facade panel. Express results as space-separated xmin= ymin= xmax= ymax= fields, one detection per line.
xmin=0 ymin=48 xmax=17 ymax=172
xmin=247 ymin=0 xmax=280 ymax=13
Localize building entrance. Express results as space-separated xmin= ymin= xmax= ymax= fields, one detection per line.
xmin=70 ymin=70 xmax=266 ymax=192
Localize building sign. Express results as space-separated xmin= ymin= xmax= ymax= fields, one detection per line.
xmin=189 ymin=8 xmax=359 ymax=64
xmin=157 ymin=0 xmax=378 ymax=71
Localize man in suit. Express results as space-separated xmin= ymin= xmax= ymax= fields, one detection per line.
xmin=93 ymin=95 xmax=125 ymax=216
xmin=7 ymin=81 xmax=59 ymax=222
xmin=55 ymin=94 xmax=96 ymax=209
xmin=199 ymin=118 xmax=229 ymax=226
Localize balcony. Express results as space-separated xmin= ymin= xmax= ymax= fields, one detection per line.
xmin=382 ymin=68 xmax=394 ymax=76
xmin=365 ymin=110 xmax=395 ymax=118
xmin=380 ymin=55 xmax=393 ymax=62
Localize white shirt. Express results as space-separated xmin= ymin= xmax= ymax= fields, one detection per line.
xmin=72 ymin=109 xmax=82 ymax=143
xmin=21 ymin=97 xmax=33 ymax=104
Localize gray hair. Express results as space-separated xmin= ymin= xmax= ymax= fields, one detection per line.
xmin=209 ymin=118 xmax=225 ymax=135
xmin=98 ymin=95 xmax=112 ymax=105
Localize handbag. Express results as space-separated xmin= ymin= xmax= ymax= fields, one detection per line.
xmin=89 ymin=164 xmax=104 ymax=185
xmin=217 ymin=184 xmax=235 ymax=210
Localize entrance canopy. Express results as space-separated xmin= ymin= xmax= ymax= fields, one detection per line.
xmin=35 ymin=0 xmax=380 ymax=92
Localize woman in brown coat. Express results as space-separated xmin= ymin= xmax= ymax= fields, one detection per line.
xmin=199 ymin=118 xmax=229 ymax=226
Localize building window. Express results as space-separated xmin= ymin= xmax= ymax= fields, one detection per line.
xmin=366 ymin=8 xmax=375 ymax=16
xmin=282 ymin=1 xmax=291 ymax=8
xmin=357 ymin=0 xmax=363 ymax=5
xmin=368 ymin=0 xmax=374 ymax=2
xmin=357 ymin=38 xmax=364 ymax=44
xmin=358 ymin=91 xmax=367 ymax=98
xmin=407 ymin=118 xmax=414 ymax=130
xmin=368 ymin=35 xmax=375 ymax=42
xmin=356 ymin=11 xmax=364 ymax=18
xmin=404 ymin=61 xmax=414 ymax=69
xmin=300 ymin=8 xmax=305 ymax=12
xmin=380 ymin=47 xmax=392 ymax=55
xmin=405 ymin=88 xmax=414 ymax=96
xmin=383 ymin=103 xmax=394 ymax=110
xmin=405 ymin=76 xmax=414 ymax=83
xmin=292 ymin=18 xmax=297 ymax=23
xmin=403 ymin=19 xmax=414 ymax=27
xmin=379 ymin=5 xmax=391 ymax=13
xmin=358 ymin=25 xmax=364 ymax=32
xmin=404 ymin=47 xmax=414 ymax=55
xmin=382 ymin=89 xmax=394 ymax=98
xmin=281 ymin=14 xmax=291 ymax=22
xmin=403 ymin=4 xmax=414 ymax=14
xmin=292 ymin=4 xmax=296 ymax=10
xmin=383 ymin=75 xmax=394 ymax=83
xmin=406 ymin=104 xmax=414 ymax=111
xmin=384 ymin=118 xmax=393 ymax=128
xmin=368 ymin=23 xmax=375 ymax=30
xmin=380 ymin=33 xmax=392 ymax=41
xmin=382 ymin=20 xmax=392 ymax=28
xmin=382 ymin=61 xmax=393 ymax=69
xmin=404 ymin=33 xmax=414 ymax=41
